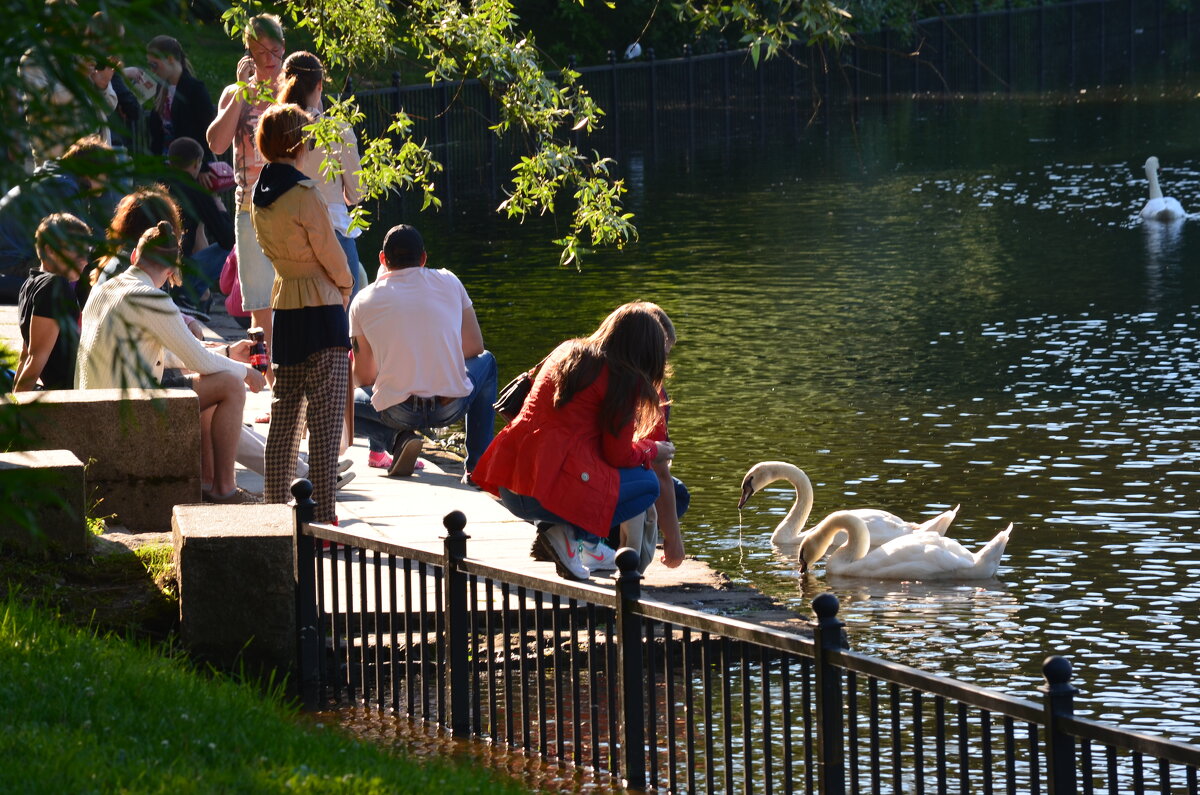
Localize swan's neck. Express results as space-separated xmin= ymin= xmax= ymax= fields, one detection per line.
xmin=1147 ymin=166 xmax=1165 ymax=200
xmin=770 ymin=468 xmax=815 ymax=544
xmin=810 ymin=511 xmax=870 ymax=563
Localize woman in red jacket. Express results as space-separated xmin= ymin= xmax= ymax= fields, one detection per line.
xmin=472 ymin=302 xmax=679 ymax=580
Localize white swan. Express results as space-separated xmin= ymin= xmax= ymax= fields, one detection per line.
xmin=798 ymin=511 xmax=1012 ymax=580
xmin=1141 ymin=156 xmax=1186 ymax=222
xmin=738 ymin=461 xmax=959 ymax=547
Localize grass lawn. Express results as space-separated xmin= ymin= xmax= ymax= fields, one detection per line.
xmin=0 ymin=595 xmax=529 ymax=794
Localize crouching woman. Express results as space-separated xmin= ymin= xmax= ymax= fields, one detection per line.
xmin=472 ymin=302 xmax=679 ymax=580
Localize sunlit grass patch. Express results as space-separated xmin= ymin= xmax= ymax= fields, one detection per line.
xmin=0 ymin=597 xmax=525 ymax=794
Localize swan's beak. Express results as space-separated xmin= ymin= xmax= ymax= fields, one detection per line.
xmin=737 ymin=478 xmax=755 ymax=509
xmin=798 ymin=550 xmax=808 ymax=575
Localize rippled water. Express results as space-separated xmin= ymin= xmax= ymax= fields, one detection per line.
xmin=356 ymin=89 xmax=1200 ymax=744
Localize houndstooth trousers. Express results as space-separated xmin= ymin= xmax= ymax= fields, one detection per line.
xmin=264 ymin=347 xmax=348 ymax=523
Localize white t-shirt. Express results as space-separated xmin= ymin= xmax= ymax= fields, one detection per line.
xmin=348 ymin=266 xmax=473 ymax=412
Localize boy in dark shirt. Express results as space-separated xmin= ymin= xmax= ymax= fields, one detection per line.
xmin=14 ymin=213 xmax=91 ymax=391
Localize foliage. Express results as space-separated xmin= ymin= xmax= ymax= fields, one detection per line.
xmin=676 ymin=0 xmax=852 ymax=62
xmin=510 ymin=0 xmax=699 ymax=65
xmin=0 ymin=596 xmax=528 ymax=793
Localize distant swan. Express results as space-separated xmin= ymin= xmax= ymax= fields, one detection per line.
xmin=1141 ymin=156 xmax=1186 ymax=222
xmin=798 ymin=511 xmax=1012 ymax=580
xmin=738 ymin=461 xmax=958 ymax=546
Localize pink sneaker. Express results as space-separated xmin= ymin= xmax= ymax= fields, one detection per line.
xmin=368 ymin=451 xmax=425 ymax=470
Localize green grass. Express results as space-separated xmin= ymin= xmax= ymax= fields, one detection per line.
xmin=0 ymin=596 xmax=527 ymax=794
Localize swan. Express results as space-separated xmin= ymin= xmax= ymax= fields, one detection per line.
xmin=798 ymin=511 xmax=1012 ymax=581
xmin=738 ymin=461 xmax=958 ymax=547
xmin=1141 ymin=156 xmax=1186 ymax=222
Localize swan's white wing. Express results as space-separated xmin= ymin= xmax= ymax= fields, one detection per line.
xmin=914 ymin=504 xmax=959 ymax=537
xmin=828 ymin=532 xmax=1006 ymax=580
xmin=1143 ymin=197 xmax=1187 ymax=221
xmin=848 ymin=509 xmax=915 ymax=546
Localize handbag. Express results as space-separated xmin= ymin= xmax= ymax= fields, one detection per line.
xmin=493 ymin=357 xmax=547 ymax=423
xmin=204 ymin=161 xmax=237 ymax=194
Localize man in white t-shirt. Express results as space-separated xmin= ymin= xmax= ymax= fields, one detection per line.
xmin=348 ymin=224 xmax=497 ymax=480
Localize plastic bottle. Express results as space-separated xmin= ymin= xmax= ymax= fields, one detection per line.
xmin=248 ymin=327 xmax=269 ymax=373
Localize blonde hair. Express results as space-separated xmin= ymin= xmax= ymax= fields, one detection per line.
xmin=243 ymin=13 xmax=285 ymax=48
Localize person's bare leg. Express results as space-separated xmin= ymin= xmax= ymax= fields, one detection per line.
xmin=250 ymin=309 xmax=274 ymax=388
xmin=191 ymin=371 xmax=246 ymax=496
xmin=199 ymin=406 xmax=216 ymax=491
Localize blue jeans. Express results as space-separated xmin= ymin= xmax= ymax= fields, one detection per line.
xmin=498 ymin=465 xmax=660 ymax=534
xmin=178 ymin=243 xmax=230 ymax=313
xmin=336 ymin=231 xmax=362 ymax=300
xmin=354 ymin=350 xmax=498 ymax=471
xmin=672 ymin=477 xmax=691 ymax=517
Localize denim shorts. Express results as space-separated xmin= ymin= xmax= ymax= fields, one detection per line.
xmin=235 ymin=210 xmax=275 ymax=312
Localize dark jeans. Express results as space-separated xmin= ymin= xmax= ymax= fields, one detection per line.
xmin=498 ymin=464 xmax=661 ymax=534
xmin=354 ymin=351 xmax=498 ymax=471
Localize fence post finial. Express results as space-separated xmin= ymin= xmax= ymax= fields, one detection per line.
xmin=291 ymin=478 xmax=319 ymax=711
xmin=615 ymin=546 xmax=646 ymax=789
xmin=812 ymin=593 xmax=847 ymax=795
xmin=1041 ymin=655 xmax=1078 ymax=795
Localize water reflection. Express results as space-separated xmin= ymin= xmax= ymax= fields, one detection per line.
xmin=404 ymin=90 xmax=1200 ymax=743
xmin=1141 ymin=217 xmax=1187 ymax=305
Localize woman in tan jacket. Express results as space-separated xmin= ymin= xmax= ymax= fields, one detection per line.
xmin=251 ymin=103 xmax=352 ymax=523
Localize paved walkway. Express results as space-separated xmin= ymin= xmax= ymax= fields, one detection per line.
xmin=1 ymin=299 xmax=808 ymax=630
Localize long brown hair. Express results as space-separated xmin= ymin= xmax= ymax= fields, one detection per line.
xmin=90 ymin=186 xmax=182 ymax=286
xmin=552 ymin=302 xmax=667 ymax=437
xmin=280 ymin=51 xmax=323 ymax=108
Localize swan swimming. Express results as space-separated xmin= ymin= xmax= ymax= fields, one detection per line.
xmin=1141 ymin=156 xmax=1186 ymax=222
xmin=738 ymin=461 xmax=958 ymax=547
xmin=798 ymin=511 xmax=1012 ymax=580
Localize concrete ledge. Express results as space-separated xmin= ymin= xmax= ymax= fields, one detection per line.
xmin=0 ymin=449 xmax=87 ymax=553
xmin=172 ymin=503 xmax=295 ymax=676
xmin=4 ymin=389 xmax=201 ymax=531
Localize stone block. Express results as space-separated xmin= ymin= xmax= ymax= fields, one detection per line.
xmin=172 ymin=504 xmax=295 ymax=676
xmin=0 ymin=449 xmax=87 ymax=553
xmin=3 ymin=389 xmax=201 ymax=531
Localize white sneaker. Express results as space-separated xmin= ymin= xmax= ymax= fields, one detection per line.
xmin=578 ymin=535 xmax=617 ymax=572
xmin=541 ymin=523 xmax=591 ymax=581
xmin=337 ymin=458 xmax=353 ymax=475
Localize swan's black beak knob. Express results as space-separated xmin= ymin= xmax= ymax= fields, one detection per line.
xmin=737 ymin=477 xmax=755 ymax=509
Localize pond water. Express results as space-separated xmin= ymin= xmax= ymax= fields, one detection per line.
xmin=375 ymin=85 xmax=1200 ymax=743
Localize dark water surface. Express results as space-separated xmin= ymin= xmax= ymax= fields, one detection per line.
xmin=361 ymin=87 xmax=1200 ymax=744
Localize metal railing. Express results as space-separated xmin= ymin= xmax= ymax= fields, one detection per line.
xmin=289 ymin=481 xmax=1200 ymax=792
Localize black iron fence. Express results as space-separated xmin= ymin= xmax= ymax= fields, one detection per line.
xmin=289 ymin=482 xmax=1200 ymax=793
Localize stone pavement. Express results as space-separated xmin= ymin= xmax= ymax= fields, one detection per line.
xmin=0 ymin=298 xmax=809 ymax=630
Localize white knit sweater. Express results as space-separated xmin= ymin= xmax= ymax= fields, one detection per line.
xmin=76 ymin=267 xmax=246 ymax=389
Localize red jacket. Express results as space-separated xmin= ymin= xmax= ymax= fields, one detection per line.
xmin=472 ymin=343 xmax=657 ymax=536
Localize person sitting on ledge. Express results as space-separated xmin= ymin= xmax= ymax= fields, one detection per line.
xmin=349 ymin=224 xmax=497 ymax=480
xmin=76 ymin=220 xmax=266 ymax=504
xmin=14 ymin=213 xmax=91 ymax=391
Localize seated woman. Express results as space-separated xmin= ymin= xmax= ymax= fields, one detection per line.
xmin=472 ymin=302 xmax=682 ymax=580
